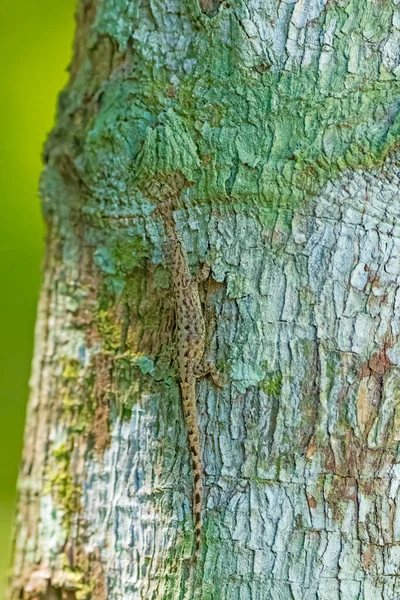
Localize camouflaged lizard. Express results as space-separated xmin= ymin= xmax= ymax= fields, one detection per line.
xmin=161 ymin=205 xmax=221 ymax=561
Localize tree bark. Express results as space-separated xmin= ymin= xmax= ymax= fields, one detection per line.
xmin=9 ymin=0 xmax=400 ymax=598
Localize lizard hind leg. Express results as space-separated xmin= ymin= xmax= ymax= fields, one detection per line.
xmin=194 ymin=262 xmax=211 ymax=284
xmin=194 ymin=361 xmax=226 ymax=388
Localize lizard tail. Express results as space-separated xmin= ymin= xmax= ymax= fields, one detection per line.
xmin=192 ymin=447 xmax=202 ymax=562
xmin=182 ymin=379 xmax=203 ymax=561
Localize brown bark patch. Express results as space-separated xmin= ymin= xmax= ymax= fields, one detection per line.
xmin=357 ymin=339 xmax=396 ymax=437
xmin=357 ymin=378 xmax=375 ymax=437
xmin=15 ymin=547 xmax=107 ymax=600
xmin=92 ymin=399 xmax=111 ymax=454
xmin=70 ymin=0 xmax=98 ymax=84
xmin=199 ymin=0 xmax=224 ymax=15
xmin=326 ymin=476 xmax=357 ymax=522
xmin=306 ymin=493 xmax=317 ymax=509
xmin=323 ymin=443 xmax=336 ymax=473
xmin=359 ymin=363 xmax=371 ymax=378
xmin=306 ymin=436 xmax=317 ymax=459
xmin=369 ymin=346 xmax=392 ymax=376
xmin=91 ymin=354 xmax=113 ymax=453
xmin=362 ymin=544 xmax=375 ymax=571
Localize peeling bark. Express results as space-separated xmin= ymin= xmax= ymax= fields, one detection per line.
xmin=9 ymin=0 xmax=400 ymax=599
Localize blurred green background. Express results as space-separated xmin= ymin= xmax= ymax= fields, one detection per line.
xmin=0 ymin=1 xmax=76 ymax=595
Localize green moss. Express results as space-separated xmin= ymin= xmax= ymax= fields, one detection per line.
xmin=96 ymin=308 xmax=122 ymax=352
xmin=45 ymin=442 xmax=81 ymax=533
xmin=61 ymin=564 xmax=94 ymax=600
xmin=114 ymin=353 xmax=157 ymax=415
xmin=153 ymin=265 xmax=170 ymax=290
xmin=259 ymin=362 xmax=283 ymax=397
xmin=62 ymin=358 xmax=81 ymax=381
xmin=226 ymin=273 xmax=251 ymax=299
xmin=260 ymin=372 xmax=283 ymax=397
xmin=62 ymin=394 xmax=96 ymax=435
xmin=94 ymin=234 xmax=150 ymax=276
xmin=136 ymin=108 xmax=201 ymax=182
xmin=125 ymin=1 xmax=400 ymax=212
xmin=47 ymin=359 xmax=100 ymax=535
xmin=215 ymin=358 xmax=230 ymax=377
xmin=45 ymin=0 xmax=400 ymax=235
xmin=59 ymin=355 xmax=97 ymax=436
xmin=135 ymin=355 xmax=155 ymax=376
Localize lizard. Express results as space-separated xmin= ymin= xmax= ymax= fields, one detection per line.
xmin=159 ymin=201 xmax=220 ymax=561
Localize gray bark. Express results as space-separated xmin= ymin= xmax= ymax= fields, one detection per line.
xmin=9 ymin=0 xmax=400 ymax=599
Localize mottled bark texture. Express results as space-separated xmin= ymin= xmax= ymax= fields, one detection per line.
xmin=8 ymin=0 xmax=400 ymax=598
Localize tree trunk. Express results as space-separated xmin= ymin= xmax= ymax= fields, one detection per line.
xmin=9 ymin=0 xmax=400 ymax=598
